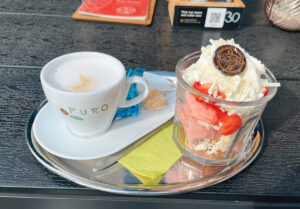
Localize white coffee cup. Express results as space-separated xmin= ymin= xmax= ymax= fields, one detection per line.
xmin=40 ymin=52 xmax=150 ymax=137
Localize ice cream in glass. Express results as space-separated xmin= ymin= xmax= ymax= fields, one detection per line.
xmin=173 ymin=39 xmax=280 ymax=166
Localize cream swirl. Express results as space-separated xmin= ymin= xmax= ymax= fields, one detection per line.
xmin=182 ymin=39 xmax=280 ymax=101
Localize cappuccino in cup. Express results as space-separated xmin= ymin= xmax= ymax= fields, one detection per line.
xmin=46 ymin=58 xmax=120 ymax=93
xmin=41 ymin=52 xmax=150 ymax=137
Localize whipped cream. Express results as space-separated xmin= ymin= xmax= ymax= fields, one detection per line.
xmin=182 ymin=39 xmax=280 ymax=102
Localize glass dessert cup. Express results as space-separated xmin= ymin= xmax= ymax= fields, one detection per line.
xmin=173 ymin=51 xmax=278 ymax=166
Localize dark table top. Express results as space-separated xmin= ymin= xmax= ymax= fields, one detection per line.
xmin=0 ymin=0 xmax=300 ymax=208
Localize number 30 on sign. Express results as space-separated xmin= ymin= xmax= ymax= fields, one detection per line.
xmin=225 ymin=11 xmax=241 ymax=23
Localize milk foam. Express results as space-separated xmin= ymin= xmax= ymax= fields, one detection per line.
xmin=47 ymin=58 xmax=120 ymax=92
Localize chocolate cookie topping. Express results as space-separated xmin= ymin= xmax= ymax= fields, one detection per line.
xmin=213 ymin=45 xmax=246 ymax=76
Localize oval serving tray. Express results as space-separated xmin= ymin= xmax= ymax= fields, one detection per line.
xmin=25 ymin=72 xmax=264 ymax=196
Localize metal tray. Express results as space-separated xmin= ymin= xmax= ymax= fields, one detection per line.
xmin=25 ymin=74 xmax=264 ymax=196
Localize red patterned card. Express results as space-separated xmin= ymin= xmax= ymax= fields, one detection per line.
xmin=79 ymin=0 xmax=151 ymax=20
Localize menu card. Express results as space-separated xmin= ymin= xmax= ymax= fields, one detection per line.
xmin=79 ymin=0 xmax=151 ymax=20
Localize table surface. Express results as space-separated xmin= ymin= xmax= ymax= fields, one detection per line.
xmin=0 ymin=0 xmax=300 ymax=208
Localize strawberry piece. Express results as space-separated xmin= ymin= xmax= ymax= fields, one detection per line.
xmin=217 ymin=113 xmax=242 ymax=136
xmin=263 ymin=86 xmax=269 ymax=97
xmin=193 ymin=82 xmax=211 ymax=102
xmin=193 ymin=81 xmax=211 ymax=95
xmin=218 ymin=91 xmax=226 ymax=100
xmin=193 ymin=81 xmax=226 ymax=100
xmin=185 ymin=93 xmax=224 ymax=125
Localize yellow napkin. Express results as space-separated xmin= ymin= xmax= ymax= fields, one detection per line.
xmin=118 ymin=122 xmax=182 ymax=184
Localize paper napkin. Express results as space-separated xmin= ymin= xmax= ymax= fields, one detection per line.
xmin=118 ymin=122 xmax=182 ymax=184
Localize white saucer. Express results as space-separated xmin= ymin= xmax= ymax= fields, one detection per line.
xmin=32 ymin=72 xmax=176 ymax=160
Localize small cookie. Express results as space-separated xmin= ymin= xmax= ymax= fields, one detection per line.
xmin=142 ymin=89 xmax=166 ymax=110
xmin=214 ymin=45 xmax=246 ymax=76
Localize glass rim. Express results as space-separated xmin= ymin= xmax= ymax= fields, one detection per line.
xmin=176 ymin=51 xmax=279 ymax=107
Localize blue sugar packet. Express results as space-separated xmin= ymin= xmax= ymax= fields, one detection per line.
xmin=114 ymin=68 xmax=145 ymax=120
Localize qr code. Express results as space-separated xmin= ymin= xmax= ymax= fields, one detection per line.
xmin=205 ymin=8 xmax=226 ymax=28
xmin=209 ymin=13 xmax=222 ymax=23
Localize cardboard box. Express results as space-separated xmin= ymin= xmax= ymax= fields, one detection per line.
xmin=168 ymin=0 xmax=245 ymax=28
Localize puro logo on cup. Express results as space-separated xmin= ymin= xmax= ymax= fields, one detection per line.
xmin=40 ymin=52 xmax=150 ymax=137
